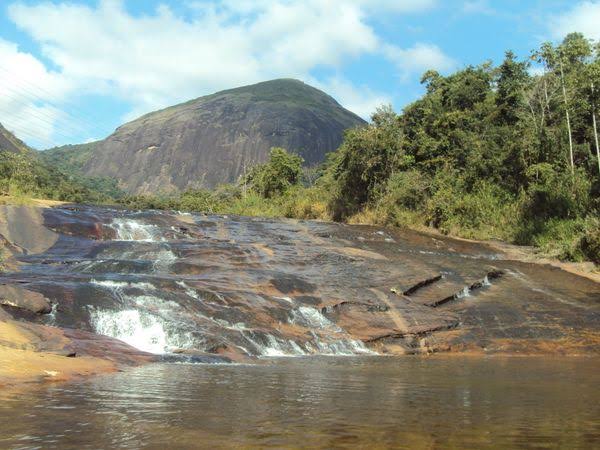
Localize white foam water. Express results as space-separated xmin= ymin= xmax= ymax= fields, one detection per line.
xmin=116 ymin=246 xmax=177 ymax=272
xmin=456 ymin=286 xmax=471 ymax=299
xmin=312 ymin=337 xmax=373 ymax=355
xmin=290 ymin=306 xmax=342 ymax=332
xmin=46 ymin=302 xmax=58 ymax=326
xmin=176 ymin=281 xmax=227 ymax=307
xmin=91 ymin=279 xmax=157 ymax=291
xmin=89 ymin=274 xmax=374 ymax=357
xmin=239 ymin=306 xmax=374 ymax=357
xmin=109 ymin=218 xmax=164 ymax=242
xmin=88 ymin=301 xmax=199 ymax=354
xmin=89 ymin=308 xmax=168 ymax=354
xmin=89 ymin=279 xmax=197 ymax=353
xmin=152 ymin=248 xmax=177 ymax=272
xmin=243 ymin=333 xmax=307 ymax=357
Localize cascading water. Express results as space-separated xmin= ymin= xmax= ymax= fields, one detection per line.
xmin=89 ymin=280 xmax=196 ymax=354
xmin=109 ymin=218 xmax=164 ymax=242
xmin=285 ymin=306 xmax=374 ymax=356
xmin=456 ymin=286 xmax=471 ymax=299
xmin=2 ymin=202 xmax=597 ymax=371
xmin=82 ymin=212 xmax=378 ymax=357
xmin=89 ymin=308 xmax=168 ymax=354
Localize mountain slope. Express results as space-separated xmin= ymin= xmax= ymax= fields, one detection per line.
xmin=79 ymin=79 xmax=365 ymax=194
xmin=0 ymin=123 xmax=33 ymax=154
xmin=41 ymin=141 xmax=100 ymax=172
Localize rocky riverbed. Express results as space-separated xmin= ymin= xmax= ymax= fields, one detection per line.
xmin=0 ymin=203 xmax=598 ymax=385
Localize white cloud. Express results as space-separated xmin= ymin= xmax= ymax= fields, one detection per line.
xmin=0 ymin=39 xmax=76 ymax=148
xmin=311 ymin=76 xmax=392 ymax=120
xmin=384 ymin=43 xmax=457 ymax=78
xmin=550 ymin=1 xmax=600 ymax=40
xmin=4 ymin=0 xmax=443 ymax=144
xmin=214 ymin=0 xmax=438 ymax=15
xmin=462 ymin=1 xmax=496 ymax=15
xmin=7 ymin=0 xmax=382 ymax=117
xmin=352 ymin=0 xmax=438 ymax=13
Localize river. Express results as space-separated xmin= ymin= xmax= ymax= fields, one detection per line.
xmin=1 ymin=356 xmax=598 ymax=449
xmin=0 ymin=204 xmax=598 ymax=449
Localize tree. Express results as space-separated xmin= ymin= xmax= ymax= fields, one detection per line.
xmin=589 ymin=54 xmax=600 ymax=176
xmin=495 ymin=51 xmax=530 ymax=126
xmin=244 ymin=147 xmax=303 ymax=198
xmin=329 ymin=106 xmax=409 ymax=218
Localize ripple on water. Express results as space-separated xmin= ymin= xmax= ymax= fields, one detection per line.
xmin=0 ymin=357 xmax=598 ymax=449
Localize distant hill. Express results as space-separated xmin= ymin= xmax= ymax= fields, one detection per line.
xmin=45 ymin=79 xmax=366 ymax=194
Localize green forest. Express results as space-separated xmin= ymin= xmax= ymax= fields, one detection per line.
xmin=121 ymin=34 xmax=600 ymax=263
xmin=1 ymin=33 xmax=599 ymax=263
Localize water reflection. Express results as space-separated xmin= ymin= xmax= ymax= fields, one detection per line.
xmin=1 ymin=356 xmax=599 ymax=449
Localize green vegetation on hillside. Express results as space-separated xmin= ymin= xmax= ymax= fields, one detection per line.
xmin=39 ymin=142 xmax=122 ymax=199
xmin=120 ymin=34 xmax=600 ymax=264
xmin=0 ymin=130 xmax=119 ymax=203
xmin=41 ymin=141 xmax=99 ymax=171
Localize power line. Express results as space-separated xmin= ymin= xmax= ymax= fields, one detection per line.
xmin=0 ymin=125 xmax=56 ymax=149
xmin=1 ymin=119 xmax=73 ymax=145
xmin=0 ymin=115 xmax=80 ymax=146
xmin=0 ymin=77 xmax=115 ymax=146
xmin=0 ymin=100 xmax=93 ymax=143
xmin=0 ymin=104 xmax=88 ymax=139
xmin=0 ymin=82 xmax=90 ymax=135
xmin=0 ymin=67 xmax=118 ymax=132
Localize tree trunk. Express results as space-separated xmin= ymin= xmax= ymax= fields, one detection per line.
xmin=242 ymin=162 xmax=247 ymax=199
xmin=559 ymin=60 xmax=575 ymax=177
xmin=543 ymin=71 xmax=550 ymax=110
xmin=526 ymin=94 xmax=539 ymax=134
xmin=592 ymin=82 xmax=600 ymax=176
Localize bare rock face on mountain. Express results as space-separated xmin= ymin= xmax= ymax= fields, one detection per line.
xmin=0 ymin=123 xmax=31 ymax=154
xmin=82 ymin=79 xmax=366 ymax=194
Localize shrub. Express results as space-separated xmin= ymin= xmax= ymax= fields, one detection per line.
xmin=378 ymin=170 xmax=429 ymax=211
xmin=529 ymin=218 xmax=588 ymax=261
xmin=580 ymin=219 xmax=600 ymax=264
xmin=245 ymin=147 xmax=303 ymax=198
xmin=523 ymin=164 xmax=590 ymax=220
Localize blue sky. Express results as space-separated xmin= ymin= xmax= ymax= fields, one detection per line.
xmin=0 ymin=0 xmax=598 ymax=149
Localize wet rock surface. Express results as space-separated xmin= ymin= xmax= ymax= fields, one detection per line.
xmin=0 ymin=285 xmax=52 ymax=315
xmin=0 ymin=204 xmax=598 ymax=367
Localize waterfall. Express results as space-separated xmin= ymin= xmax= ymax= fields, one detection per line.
xmin=240 ymin=331 xmax=307 ymax=357
xmin=239 ymin=306 xmax=374 ymax=357
xmin=109 ymin=218 xmax=164 ymax=242
xmin=89 ymin=308 xmax=168 ymax=354
xmin=290 ymin=306 xmax=343 ymax=331
xmin=292 ymin=306 xmax=374 ymax=355
xmin=152 ymin=247 xmax=177 ymax=272
xmin=89 ymin=280 xmax=195 ymax=354
xmin=106 ymin=217 xmax=177 ymax=273
xmin=89 ymin=215 xmax=376 ymax=357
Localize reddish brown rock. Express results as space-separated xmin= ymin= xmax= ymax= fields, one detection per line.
xmin=0 ymin=201 xmax=598 ymax=387
xmin=0 ymin=285 xmax=52 ymax=314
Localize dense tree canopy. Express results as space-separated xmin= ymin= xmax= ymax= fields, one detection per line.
xmin=322 ymin=33 xmax=599 ymax=261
